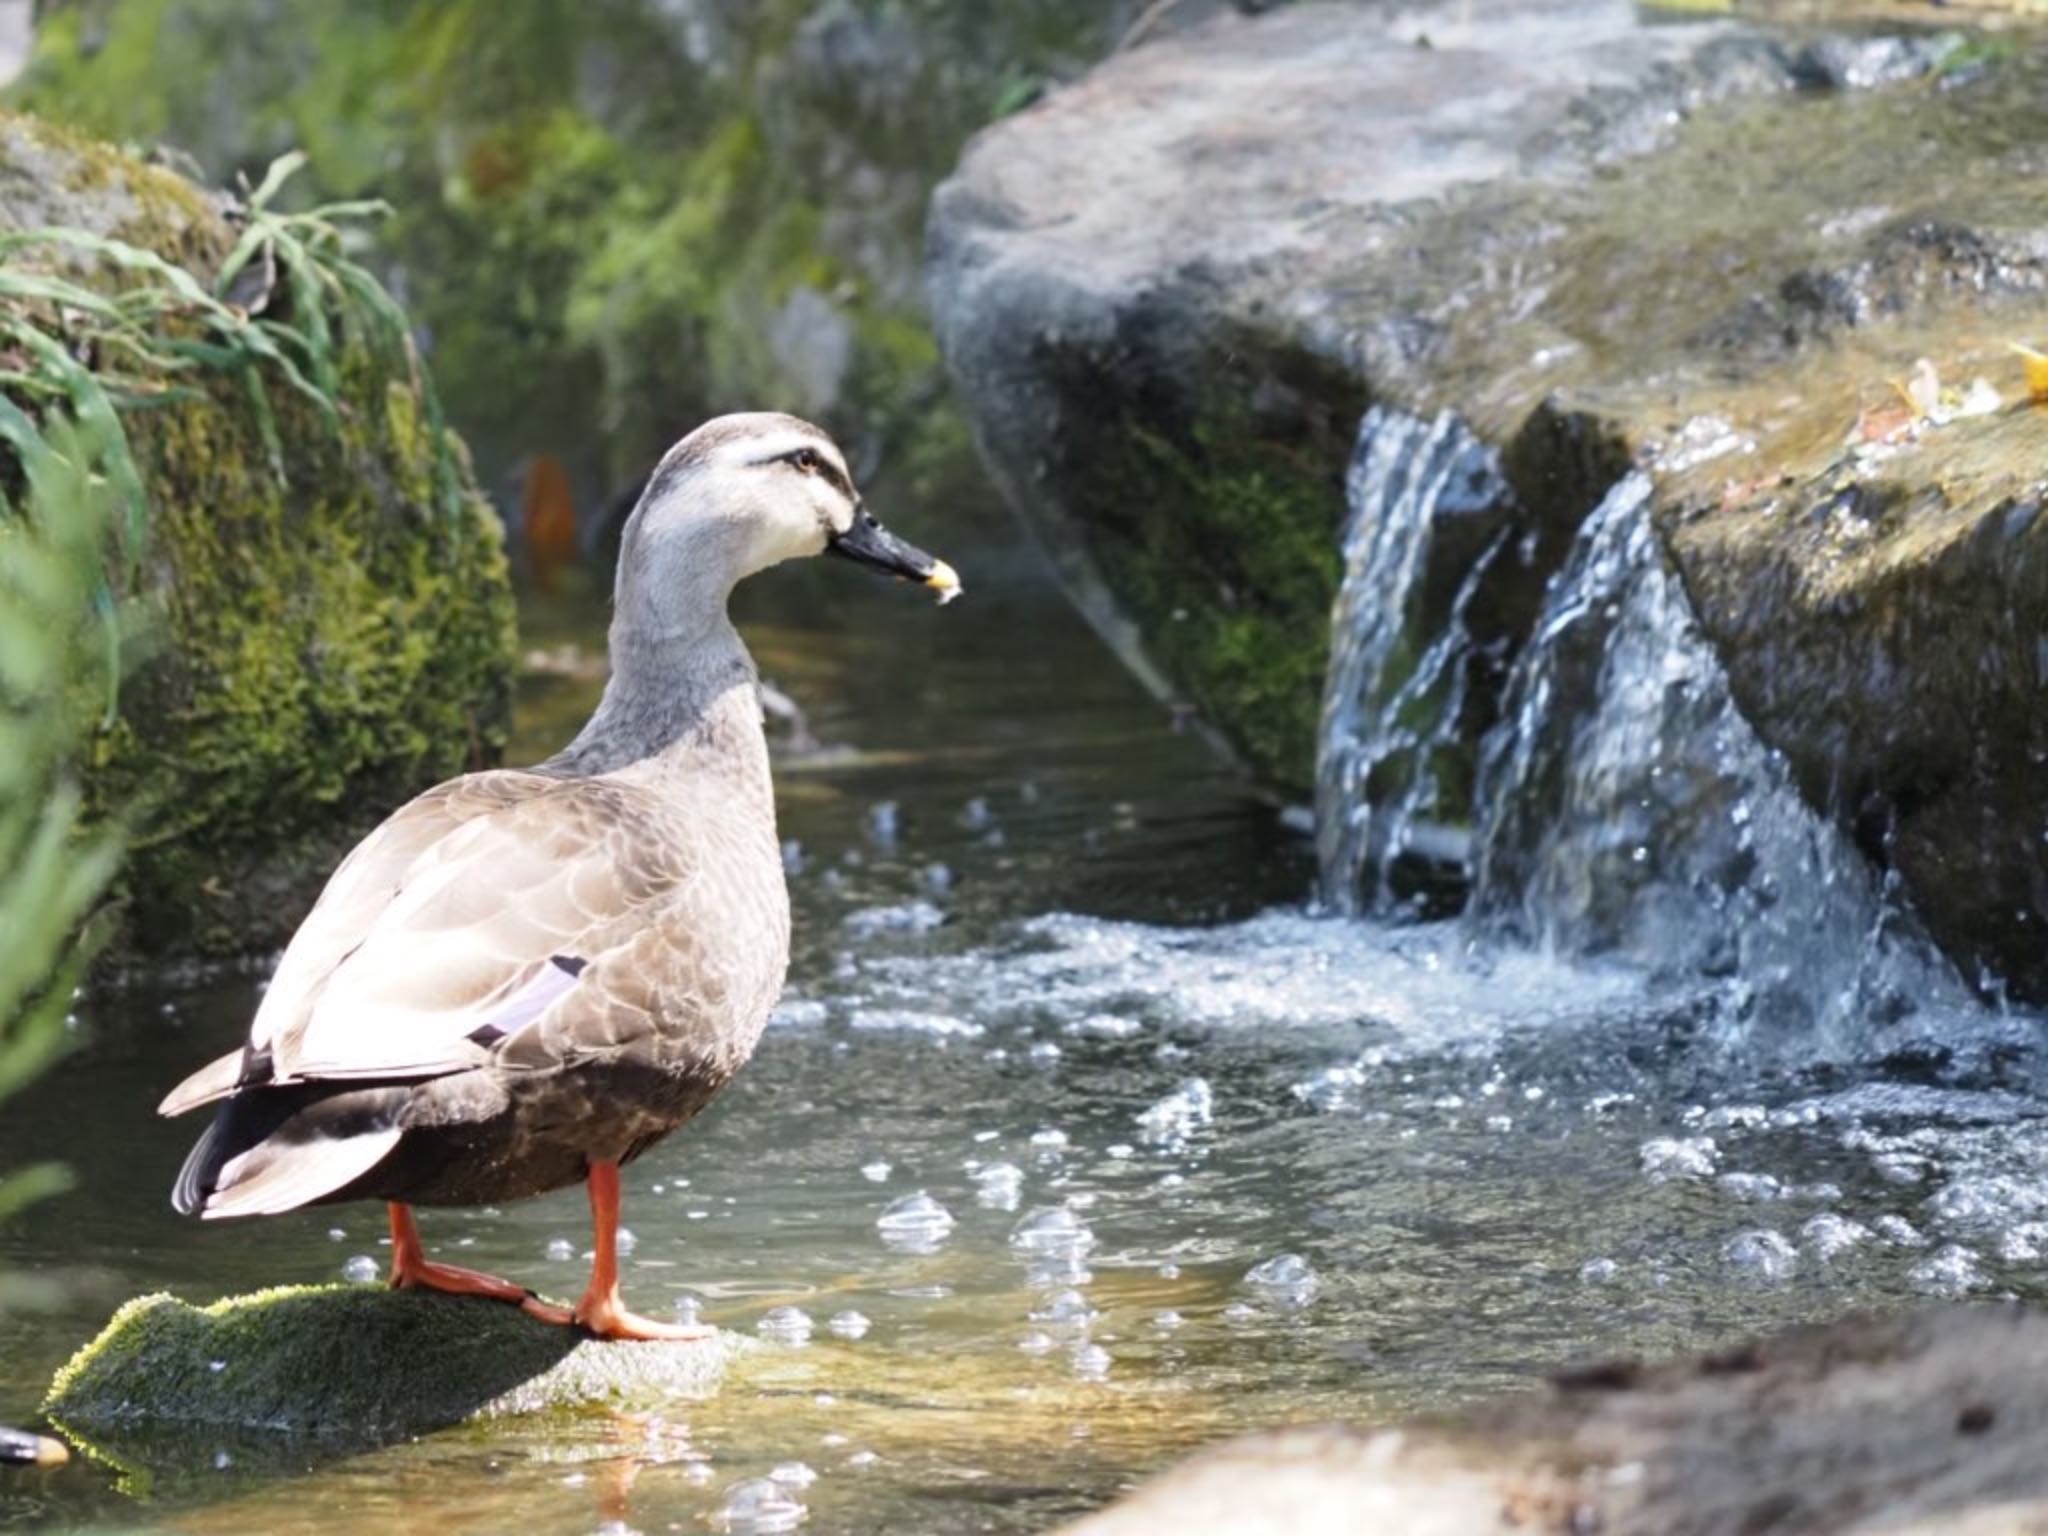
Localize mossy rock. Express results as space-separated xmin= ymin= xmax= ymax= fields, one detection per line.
xmin=0 ymin=111 xmax=517 ymax=964
xmin=45 ymin=1286 xmax=743 ymax=1441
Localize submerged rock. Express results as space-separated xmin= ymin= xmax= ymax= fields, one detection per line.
xmin=1056 ymin=1307 xmax=2048 ymax=1535
xmin=929 ymin=1 xmax=2048 ymax=997
xmin=45 ymin=1286 xmax=742 ymax=1441
xmin=0 ymin=112 xmax=516 ymax=966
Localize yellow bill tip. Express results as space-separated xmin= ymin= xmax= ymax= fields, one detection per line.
xmin=926 ymin=558 xmax=963 ymax=605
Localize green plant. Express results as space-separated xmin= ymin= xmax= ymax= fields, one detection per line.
xmin=0 ymin=411 xmax=127 ymax=1302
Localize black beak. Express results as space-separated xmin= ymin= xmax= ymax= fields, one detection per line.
xmin=827 ymin=507 xmax=962 ymax=603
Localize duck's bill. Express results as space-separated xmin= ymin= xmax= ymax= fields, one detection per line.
xmin=828 ymin=511 xmax=962 ymax=605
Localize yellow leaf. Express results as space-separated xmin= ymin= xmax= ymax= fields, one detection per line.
xmin=2009 ymin=342 xmax=2048 ymax=403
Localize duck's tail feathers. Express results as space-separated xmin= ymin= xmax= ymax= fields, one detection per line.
xmin=159 ymin=1048 xmax=248 ymax=1117
xmin=172 ymin=1083 xmax=406 ymax=1219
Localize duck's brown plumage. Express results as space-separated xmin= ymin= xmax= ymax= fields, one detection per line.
xmin=169 ymin=682 xmax=788 ymax=1218
xmin=162 ymin=412 xmax=956 ymax=1339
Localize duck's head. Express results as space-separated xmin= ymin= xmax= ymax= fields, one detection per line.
xmin=623 ymin=411 xmax=961 ymax=605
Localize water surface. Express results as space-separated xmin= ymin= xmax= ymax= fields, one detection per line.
xmin=4 ymin=549 xmax=2046 ymax=1535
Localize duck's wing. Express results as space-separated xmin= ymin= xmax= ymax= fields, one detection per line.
xmin=159 ymin=771 xmax=689 ymax=1113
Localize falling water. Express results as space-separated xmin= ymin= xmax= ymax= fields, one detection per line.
xmin=1315 ymin=407 xmax=1512 ymax=916
xmin=1464 ymin=470 xmax=1962 ymax=1039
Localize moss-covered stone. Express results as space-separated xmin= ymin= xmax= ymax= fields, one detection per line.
xmin=0 ymin=111 xmax=516 ymax=963
xmin=46 ymin=1286 xmax=741 ymax=1442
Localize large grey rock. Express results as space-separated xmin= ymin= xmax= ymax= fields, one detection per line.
xmin=928 ymin=0 xmax=2048 ymax=999
xmin=1058 ymin=1307 xmax=2048 ymax=1536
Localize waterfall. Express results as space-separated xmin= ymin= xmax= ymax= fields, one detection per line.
xmin=1314 ymin=408 xmax=1512 ymax=917
xmin=1464 ymin=471 xmax=1961 ymax=1036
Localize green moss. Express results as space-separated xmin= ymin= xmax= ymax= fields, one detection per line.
xmin=0 ymin=113 xmax=516 ymax=962
xmin=46 ymin=1286 xmax=743 ymax=1441
xmin=1046 ymin=340 xmax=1364 ymax=792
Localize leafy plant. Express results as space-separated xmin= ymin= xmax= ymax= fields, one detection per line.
xmin=0 ymin=410 xmax=127 ymax=1289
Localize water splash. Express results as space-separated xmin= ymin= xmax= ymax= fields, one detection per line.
xmin=1315 ymin=407 xmax=1513 ymax=916
xmin=1465 ymin=470 xmax=1961 ymax=1038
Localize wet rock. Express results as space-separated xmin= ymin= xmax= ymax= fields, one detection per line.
xmin=0 ymin=113 xmax=515 ymax=967
xmin=1055 ymin=1307 xmax=2048 ymax=1535
xmin=929 ymin=2 xmax=2048 ymax=996
xmin=44 ymin=1286 xmax=742 ymax=1443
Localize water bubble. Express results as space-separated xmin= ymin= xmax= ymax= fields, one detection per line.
xmin=770 ymin=998 xmax=828 ymax=1030
xmin=973 ymin=1161 xmax=1024 ymax=1210
xmin=1033 ymin=1288 xmax=1096 ymax=1330
xmin=545 ymin=1237 xmax=576 ymax=1262
xmin=1579 ymin=1257 xmax=1619 ymax=1285
xmin=1154 ymin=1309 xmax=1184 ymax=1331
xmin=615 ymin=1227 xmax=637 ymax=1256
xmin=1157 ymin=1262 xmax=1181 ymax=1280
xmin=1222 ymin=1301 xmax=1259 ymax=1324
xmin=1909 ymin=1244 xmax=1988 ymax=1298
xmin=1717 ymin=1172 xmax=1783 ymax=1203
xmin=960 ymin=796 xmax=994 ymax=831
xmin=780 ymin=839 xmax=805 ymax=875
xmin=675 ymin=1294 xmax=703 ymax=1327
xmin=769 ymin=1462 xmax=818 ymax=1490
xmin=1105 ymin=1143 xmax=1135 ymax=1160
xmin=1073 ymin=1343 xmax=1112 ymax=1381
xmin=1998 ymin=1223 xmax=2048 ymax=1263
xmin=843 ymin=902 xmax=945 ymax=938
xmin=1027 ymin=1040 xmax=1063 ymax=1066
xmin=207 ymin=1359 xmax=227 ymax=1373
xmin=1800 ymin=1213 xmax=1870 ymax=1261
xmin=1010 ymin=1206 xmax=1096 ymax=1259
xmin=866 ymin=801 xmax=899 ymax=846
xmin=1244 ymin=1253 xmax=1320 ymax=1308
xmin=827 ymin=1310 xmax=871 ymax=1340
xmin=1286 ymin=1073 xmax=1368 ymax=1122
xmin=1138 ymin=1078 xmax=1214 ymax=1143
xmin=860 ymin=1160 xmax=892 ymax=1183
xmin=1640 ymin=1136 xmax=1718 ymax=1183
xmin=1069 ymin=1012 xmax=1141 ymax=1039
xmin=846 ymin=1450 xmax=880 ymax=1469
xmin=1873 ymin=1214 xmax=1930 ymax=1249
xmin=876 ymin=1191 xmax=956 ymax=1253
xmin=1723 ymin=1229 xmax=1797 ymax=1282
xmin=1029 ymin=1128 xmax=1070 ymax=1158
xmin=922 ymin=862 xmax=954 ymax=895
xmin=757 ymin=1306 xmax=814 ymax=1345
xmin=341 ymin=1254 xmax=379 ymax=1284
xmin=1018 ymin=1330 xmax=1056 ymax=1355
xmin=326 ymin=1227 xmax=346 ymax=1241
xmin=711 ymin=1476 xmax=806 ymax=1534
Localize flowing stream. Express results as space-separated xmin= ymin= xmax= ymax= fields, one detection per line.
xmin=3 ymin=457 xmax=2047 ymax=1535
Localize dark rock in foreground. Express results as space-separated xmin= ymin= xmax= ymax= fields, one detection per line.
xmin=45 ymin=1286 xmax=741 ymax=1441
xmin=1058 ymin=1307 xmax=2048 ymax=1536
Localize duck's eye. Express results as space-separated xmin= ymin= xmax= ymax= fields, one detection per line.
xmin=789 ymin=449 xmax=822 ymax=476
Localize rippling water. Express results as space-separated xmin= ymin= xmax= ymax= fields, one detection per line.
xmin=4 ymin=555 xmax=2045 ymax=1535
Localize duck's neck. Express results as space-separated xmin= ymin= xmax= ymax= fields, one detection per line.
xmin=543 ymin=579 xmax=765 ymax=783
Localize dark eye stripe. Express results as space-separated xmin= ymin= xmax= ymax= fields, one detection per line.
xmin=781 ymin=448 xmax=851 ymax=500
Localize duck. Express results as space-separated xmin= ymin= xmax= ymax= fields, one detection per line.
xmin=160 ymin=412 xmax=960 ymax=1341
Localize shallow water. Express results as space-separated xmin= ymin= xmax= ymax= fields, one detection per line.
xmin=5 ymin=550 xmax=2048 ymax=1536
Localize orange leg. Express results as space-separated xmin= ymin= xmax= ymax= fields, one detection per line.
xmin=570 ymin=1160 xmax=710 ymax=1342
xmin=387 ymin=1202 xmax=570 ymax=1324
